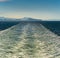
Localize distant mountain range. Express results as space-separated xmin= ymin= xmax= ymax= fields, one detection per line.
xmin=0 ymin=17 xmax=42 ymax=21
xmin=0 ymin=17 xmax=60 ymax=21
xmin=0 ymin=17 xmax=17 ymax=21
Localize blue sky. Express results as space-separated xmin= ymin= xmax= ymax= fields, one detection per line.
xmin=0 ymin=0 xmax=60 ymax=20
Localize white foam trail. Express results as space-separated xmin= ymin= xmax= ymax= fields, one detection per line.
xmin=0 ymin=23 xmax=60 ymax=58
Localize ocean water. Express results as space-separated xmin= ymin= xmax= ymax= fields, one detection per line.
xmin=0 ymin=21 xmax=60 ymax=36
xmin=0 ymin=21 xmax=60 ymax=58
xmin=0 ymin=21 xmax=19 ymax=31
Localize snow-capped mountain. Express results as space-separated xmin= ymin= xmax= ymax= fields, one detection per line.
xmin=0 ymin=22 xmax=60 ymax=58
xmin=20 ymin=17 xmax=41 ymax=21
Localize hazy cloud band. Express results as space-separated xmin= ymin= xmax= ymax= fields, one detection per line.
xmin=0 ymin=0 xmax=9 ymax=2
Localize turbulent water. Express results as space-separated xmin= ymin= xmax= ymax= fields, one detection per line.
xmin=0 ymin=22 xmax=60 ymax=58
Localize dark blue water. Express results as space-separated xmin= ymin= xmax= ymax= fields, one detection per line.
xmin=41 ymin=21 xmax=60 ymax=36
xmin=0 ymin=21 xmax=20 ymax=31
xmin=0 ymin=21 xmax=60 ymax=36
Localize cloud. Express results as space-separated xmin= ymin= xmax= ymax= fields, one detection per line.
xmin=0 ymin=0 xmax=9 ymax=2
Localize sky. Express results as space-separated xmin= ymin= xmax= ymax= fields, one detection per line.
xmin=0 ymin=0 xmax=60 ymax=20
